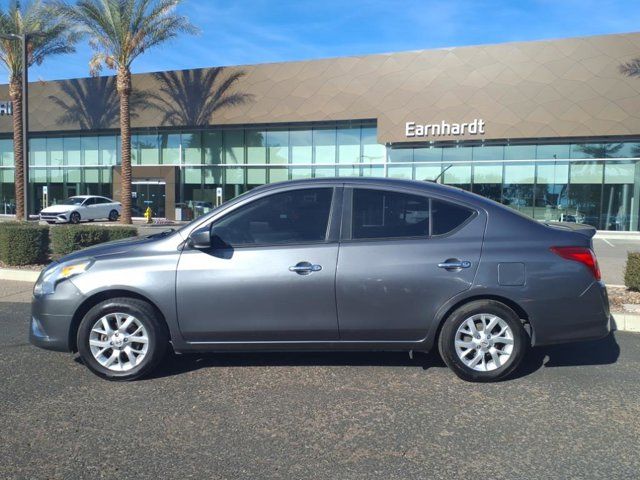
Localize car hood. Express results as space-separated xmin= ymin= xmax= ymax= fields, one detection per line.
xmin=57 ymin=234 xmax=162 ymax=264
xmin=40 ymin=205 xmax=73 ymax=214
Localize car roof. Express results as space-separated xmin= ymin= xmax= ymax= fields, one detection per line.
xmin=250 ymin=176 xmax=523 ymax=216
xmin=252 ymin=176 xmax=476 ymax=200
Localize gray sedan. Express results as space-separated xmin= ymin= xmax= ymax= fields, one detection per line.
xmin=29 ymin=178 xmax=611 ymax=382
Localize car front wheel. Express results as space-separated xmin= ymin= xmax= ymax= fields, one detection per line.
xmin=438 ymin=300 xmax=528 ymax=382
xmin=77 ymin=297 xmax=169 ymax=381
xmin=69 ymin=211 xmax=81 ymax=224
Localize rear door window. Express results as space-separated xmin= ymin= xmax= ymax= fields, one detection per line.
xmin=350 ymin=188 xmax=474 ymax=239
xmin=351 ymin=189 xmax=430 ymax=239
xmin=431 ymin=199 xmax=474 ymax=235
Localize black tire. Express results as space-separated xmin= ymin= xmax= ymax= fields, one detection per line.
xmin=46 ymin=221 xmax=55 ymax=224
xmin=108 ymin=209 xmax=119 ymax=221
xmin=69 ymin=211 xmax=81 ymax=224
xmin=438 ymin=300 xmax=528 ymax=382
xmin=77 ymin=297 xmax=169 ymax=381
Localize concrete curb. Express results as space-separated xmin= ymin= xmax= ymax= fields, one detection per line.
xmin=612 ymin=312 xmax=640 ymax=333
xmin=0 ymin=268 xmax=39 ymax=282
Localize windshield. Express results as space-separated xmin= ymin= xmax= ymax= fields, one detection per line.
xmin=61 ymin=197 xmax=86 ymax=205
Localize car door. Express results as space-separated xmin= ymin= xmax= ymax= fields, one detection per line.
xmin=98 ymin=198 xmax=113 ymax=218
xmin=80 ymin=197 xmax=95 ymax=219
xmin=335 ymin=186 xmax=486 ymax=341
xmin=176 ymin=186 xmax=342 ymax=342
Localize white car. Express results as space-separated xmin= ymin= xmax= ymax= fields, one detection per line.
xmin=39 ymin=196 xmax=121 ymax=224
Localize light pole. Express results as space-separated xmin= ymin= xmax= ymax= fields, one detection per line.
xmin=0 ymin=32 xmax=44 ymax=220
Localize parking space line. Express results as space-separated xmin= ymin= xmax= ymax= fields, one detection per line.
xmin=601 ymin=238 xmax=615 ymax=247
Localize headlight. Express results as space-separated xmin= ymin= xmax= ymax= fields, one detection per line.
xmin=34 ymin=259 xmax=93 ymax=296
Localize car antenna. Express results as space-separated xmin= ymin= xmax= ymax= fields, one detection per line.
xmin=429 ymin=164 xmax=452 ymax=183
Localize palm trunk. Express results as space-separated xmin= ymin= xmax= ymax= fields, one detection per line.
xmin=9 ymin=77 xmax=24 ymax=221
xmin=117 ymin=67 xmax=132 ymax=224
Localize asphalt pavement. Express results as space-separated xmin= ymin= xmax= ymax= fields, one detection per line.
xmin=1 ymin=282 xmax=639 ymax=479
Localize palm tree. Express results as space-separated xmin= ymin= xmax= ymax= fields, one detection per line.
xmin=0 ymin=0 xmax=78 ymax=220
xmin=53 ymin=0 xmax=197 ymax=223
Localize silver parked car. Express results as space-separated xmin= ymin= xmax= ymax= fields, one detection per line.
xmin=39 ymin=195 xmax=121 ymax=224
xmin=30 ymin=178 xmax=611 ymax=382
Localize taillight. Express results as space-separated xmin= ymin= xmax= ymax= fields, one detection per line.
xmin=550 ymin=246 xmax=601 ymax=281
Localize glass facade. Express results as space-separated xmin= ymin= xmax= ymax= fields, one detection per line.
xmin=387 ymin=142 xmax=640 ymax=231
xmin=1 ymin=121 xmax=639 ymax=230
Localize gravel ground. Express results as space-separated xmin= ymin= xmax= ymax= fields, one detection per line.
xmin=1 ymin=295 xmax=639 ymax=479
xmin=608 ymin=286 xmax=640 ymax=310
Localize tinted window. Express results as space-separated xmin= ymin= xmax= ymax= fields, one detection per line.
xmin=211 ymin=188 xmax=333 ymax=246
xmin=83 ymin=198 xmax=96 ymax=206
xmin=431 ymin=199 xmax=474 ymax=235
xmin=62 ymin=197 xmax=84 ymax=205
xmin=95 ymin=197 xmax=110 ymax=204
xmin=352 ymin=189 xmax=429 ymax=239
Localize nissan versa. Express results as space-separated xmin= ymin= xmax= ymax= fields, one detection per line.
xmin=29 ymin=178 xmax=612 ymax=382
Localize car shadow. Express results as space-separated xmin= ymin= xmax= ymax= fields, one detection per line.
xmin=145 ymin=332 xmax=621 ymax=381
xmin=510 ymin=331 xmax=621 ymax=380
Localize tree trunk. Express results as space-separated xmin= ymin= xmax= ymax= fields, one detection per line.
xmin=117 ymin=67 xmax=132 ymax=224
xmin=9 ymin=77 xmax=24 ymax=221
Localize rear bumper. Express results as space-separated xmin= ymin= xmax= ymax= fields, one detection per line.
xmin=530 ymin=281 xmax=611 ymax=346
xmin=29 ymin=280 xmax=83 ymax=352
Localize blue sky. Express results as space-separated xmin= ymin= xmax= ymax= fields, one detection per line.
xmin=6 ymin=0 xmax=640 ymax=82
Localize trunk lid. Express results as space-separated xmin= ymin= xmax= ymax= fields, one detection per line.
xmin=542 ymin=221 xmax=597 ymax=239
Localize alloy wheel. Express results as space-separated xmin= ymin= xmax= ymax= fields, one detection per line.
xmin=89 ymin=312 xmax=149 ymax=372
xmin=454 ymin=313 xmax=514 ymax=372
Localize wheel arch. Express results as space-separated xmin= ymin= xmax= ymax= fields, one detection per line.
xmin=430 ymin=293 xmax=532 ymax=349
xmin=68 ymin=289 xmax=170 ymax=352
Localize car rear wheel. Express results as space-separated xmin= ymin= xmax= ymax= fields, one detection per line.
xmin=108 ymin=209 xmax=119 ymax=221
xmin=69 ymin=211 xmax=81 ymax=224
xmin=438 ymin=300 xmax=528 ymax=382
xmin=77 ymin=298 xmax=169 ymax=381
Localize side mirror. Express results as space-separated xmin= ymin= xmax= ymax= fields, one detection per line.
xmin=188 ymin=226 xmax=211 ymax=249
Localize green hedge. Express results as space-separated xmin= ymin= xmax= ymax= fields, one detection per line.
xmin=50 ymin=225 xmax=138 ymax=256
xmin=0 ymin=222 xmax=50 ymax=266
xmin=625 ymin=252 xmax=640 ymax=291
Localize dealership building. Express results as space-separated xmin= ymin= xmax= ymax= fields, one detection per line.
xmin=1 ymin=32 xmax=640 ymax=229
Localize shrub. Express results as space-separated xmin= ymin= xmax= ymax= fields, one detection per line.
xmin=625 ymin=252 xmax=640 ymax=291
xmin=50 ymin=225 xmax=138 ymax=257
xmin=0 ymin=222 xmax=50 ymax=266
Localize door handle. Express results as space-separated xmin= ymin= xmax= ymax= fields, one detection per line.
xmin=289 ymin=262 xmax=322 ymax=275
xmin=438 ymin=260 xmax=471 ymax=269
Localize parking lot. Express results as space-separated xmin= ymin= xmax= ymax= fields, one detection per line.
xmin=1 ymin=281 xmax=639 ymax=479
xmin=593 ymin=236 xmax=640 ymax=285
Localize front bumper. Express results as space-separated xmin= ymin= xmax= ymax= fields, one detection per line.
xmin=29 ymin=279 xmax=84 ymax=352
xmin=39 ymin=212 xmax=69 ymax=223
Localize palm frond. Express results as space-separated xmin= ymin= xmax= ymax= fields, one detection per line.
xmin=0 ymin=0 xmax=78 ymax=78
xmin=51 ymin=0 xmax=198 ymax=73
